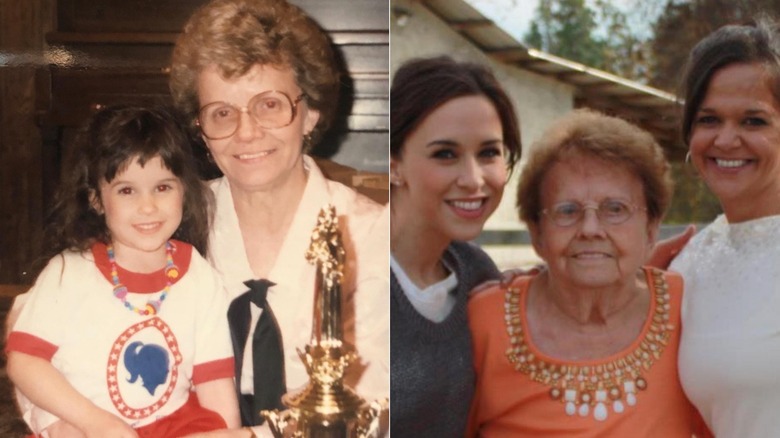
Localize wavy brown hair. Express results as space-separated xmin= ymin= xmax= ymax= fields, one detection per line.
xmin=169 ymin=0 xmax=339 ymax=148
xmin=32 ymin=105 xmax=213 ymax=278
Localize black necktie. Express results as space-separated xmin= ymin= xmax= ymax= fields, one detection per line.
xmin=244 ymin=279 xmax=286 ymax=420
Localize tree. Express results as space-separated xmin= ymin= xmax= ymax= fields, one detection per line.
xmin=594 ymin=0 xmax=653 ymax=82
xmin=649 ymin=0 xmax=780 ymax=91
xmin=524 ymin=0 xmax=653 ymax=82
xmin=524 ymin=0 xmax=607 ymax=69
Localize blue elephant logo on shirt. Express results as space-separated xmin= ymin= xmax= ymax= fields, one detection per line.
xmin=124 ymin=341 xmax=170 ymax=396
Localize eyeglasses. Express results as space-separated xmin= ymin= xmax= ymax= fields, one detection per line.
xmin=541 ymin=199 xmax=646 ymax=227
xmin=197 ymin=90 xmax=306 ymax=140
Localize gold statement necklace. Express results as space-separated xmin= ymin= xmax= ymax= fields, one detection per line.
xmin=503 ymin=269 xmax=673 ymax=421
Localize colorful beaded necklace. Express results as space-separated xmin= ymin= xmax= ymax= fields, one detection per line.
xmin=503 ymin=268 xmax=673 ymax=422
xmin=107 ymin=241 xmax=180 ymax=316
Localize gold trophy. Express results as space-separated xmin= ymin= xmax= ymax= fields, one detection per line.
xmin=261 ymin=205 xmax=388 ymax=438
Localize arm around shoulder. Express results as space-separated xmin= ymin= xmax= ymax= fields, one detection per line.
xmin=647 ymin=224 xmax=696 ymax=269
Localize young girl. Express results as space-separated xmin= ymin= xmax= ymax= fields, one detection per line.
xmin=6 ymin=105 xmax=239 ymax=437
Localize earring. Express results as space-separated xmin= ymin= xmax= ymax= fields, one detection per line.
xmin=685 ymin=151 xmax=691 ymax=164
xmin=391 ymin=178 xmax=403 ymax=187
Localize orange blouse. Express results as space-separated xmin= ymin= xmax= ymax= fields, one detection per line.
xmin=467 ymin=267 xmax=705 ymax=438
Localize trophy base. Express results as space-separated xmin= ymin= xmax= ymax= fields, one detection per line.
xmin=262 ymin=397 xmax=387 ymax=438
xmin=296 ymin=418 xmax=353 ymax=438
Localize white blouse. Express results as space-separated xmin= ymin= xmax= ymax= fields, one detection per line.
xmin=672 ymin=214 xmax=780 ymax=437
xmin=208 ymin=156 xmax=389 ymax=402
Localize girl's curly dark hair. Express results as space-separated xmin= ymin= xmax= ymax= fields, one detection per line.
xmin=31 ymin=104 xmax=213 ymax=278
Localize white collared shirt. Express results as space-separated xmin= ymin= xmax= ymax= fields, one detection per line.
xmin=208 ymin=156 xmax=389 ymax=402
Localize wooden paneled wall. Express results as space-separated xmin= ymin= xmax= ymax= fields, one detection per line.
xmin=0 ymin=0 xmax=55 ymax=285
xmin=0 ymin=0 xmax=389 ymax=284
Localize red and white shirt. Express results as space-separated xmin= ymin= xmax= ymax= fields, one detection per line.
xmin=7 ymin=241 xmax=234 ymax=431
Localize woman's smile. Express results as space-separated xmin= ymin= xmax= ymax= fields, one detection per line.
xmin=235 ymin=149 xmax=276 ymax=161
xmin=447 ymin=197 xmax=489 ymax=219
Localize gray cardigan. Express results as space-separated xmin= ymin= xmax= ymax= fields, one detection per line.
xmin=390 ymin=241 xmax=500 ymax=438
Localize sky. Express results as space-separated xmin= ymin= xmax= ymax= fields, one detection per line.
xmin=466 ymin=0 xmax=656 ymax=43
xmin=467 ymin=0 xmax=539 ymax=41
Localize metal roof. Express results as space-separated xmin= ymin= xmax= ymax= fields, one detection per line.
xmin=411 ymin=0 xmax=686 ymax=157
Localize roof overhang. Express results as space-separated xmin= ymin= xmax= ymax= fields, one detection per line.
xmin=411 ymin=0 xmax=686 ymax=158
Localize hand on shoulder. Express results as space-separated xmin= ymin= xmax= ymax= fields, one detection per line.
xmin=469 ymin=265 xmax=545 ymax=297
xmin=647 ymin=224 xmax=696 ymax=269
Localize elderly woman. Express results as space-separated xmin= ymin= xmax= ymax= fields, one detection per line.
xmin=467 ymin=110 xmax=703 ymax=437
xmin=169 ymin=0 xmax=389 ymax=434
xmin=671 ymin=17 xmax=780 ymax=437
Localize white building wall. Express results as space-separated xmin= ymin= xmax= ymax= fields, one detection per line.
xmin=390 ymin=0 xmax=574 ymax=268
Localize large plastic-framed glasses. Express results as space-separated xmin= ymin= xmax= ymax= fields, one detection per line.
xmin=197 ymin=90 xmax=306 ymax=140
xmin=541 ymin=199 xmax=646 ymax=227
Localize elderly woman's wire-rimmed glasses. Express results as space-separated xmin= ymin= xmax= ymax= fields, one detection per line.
xmin=541 ymin=199 xmax=647 ymax=227
xmin=197 ymin=90 xmax=307 ymax=140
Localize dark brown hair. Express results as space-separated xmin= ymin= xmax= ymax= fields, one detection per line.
xmin=33 ymin=105 xmax=212 ymax=277
xmin=390 ymin=56 xmax=521 ymax=171
xmin=169 ymin=0 xmax=339 ymax=148
xmin=681 ymin=16 xmax=780 ymax=144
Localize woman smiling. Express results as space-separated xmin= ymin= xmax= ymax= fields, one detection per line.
xmin=390 ymin=56 xmax=521 ymax=437
xmin=672 ymin=17 xmax=780 ymax=437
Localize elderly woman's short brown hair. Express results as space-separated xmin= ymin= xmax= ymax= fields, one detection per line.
xmin=516 ymin=109 xmax=672 ymax=225
xmin=169 ymin=0 xmax=339 ymax=146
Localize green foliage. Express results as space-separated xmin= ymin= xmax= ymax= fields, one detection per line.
xmin=523 ymin=0 xmax=655 ymax=82
xmin=665 ymin=161 xmax=722 ymax=224
xmin=523 ymin=0 xmax=780 ymax=88
xmin=649 ymin=0 xmax=780 ymax=91
xmin=594 ymin=0 xmax=654 ymax=82
xmin=524 ymin=0 xmax=606 ymax=69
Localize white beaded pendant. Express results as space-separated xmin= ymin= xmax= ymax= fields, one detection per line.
xmin=594 ymin=403 xmax=608 ymax=421
xmin=594 ymin=390 xmax=609 ymax=421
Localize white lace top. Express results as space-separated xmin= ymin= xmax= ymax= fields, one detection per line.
xmin=671 ymin=214 xmax=780 ymax=437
